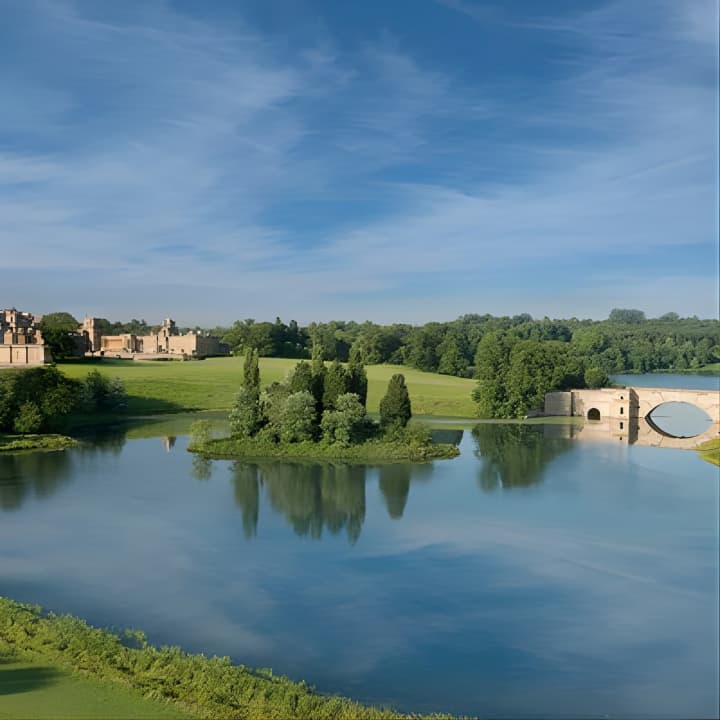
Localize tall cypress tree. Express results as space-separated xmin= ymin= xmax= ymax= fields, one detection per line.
xmin=243 ymin=348 xmax=260 ymax=392
xmin=310 ymin=340 xmax=326 ymax=415
xmin=346 ymin=359 xmax=368 ymax=408
xmin=230 ymin=348 xmax=261 ymax=437
xmin=289 ymin=360 xmax=314 ymax=395
xmin=323 ymin=360 xmax=349 ymax=410
xmin=379 ymin=373 xmax=412 ymax=433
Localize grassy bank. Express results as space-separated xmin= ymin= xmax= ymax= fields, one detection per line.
xmin=0 ymin=433 xmax=78 ymax=454
xmin=0 ymin=655 xmax=187 ymax=719
xmin=58 ymin=358 xmax=478 ymax=418
xmin=697 ymin=438 xmax=720 ymax=466
xmin=0 ymin=597 xmax=453 ymax=720
xmin=191 ymin=436 xmax=460 ymax=463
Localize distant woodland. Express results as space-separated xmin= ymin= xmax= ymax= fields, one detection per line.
xmin=46 ymin=309 xmax=719 ymax=378
xmin=212 ymin=309 xmax=718 ymax=377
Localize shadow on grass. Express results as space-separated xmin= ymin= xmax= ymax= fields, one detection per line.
xmin=0 ymin=663 xmax=60 ymax=695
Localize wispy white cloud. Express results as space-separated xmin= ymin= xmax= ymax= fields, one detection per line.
xmin=0 ymin=0 xmax=716 ymax=322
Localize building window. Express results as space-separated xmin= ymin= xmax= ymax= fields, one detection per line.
xmin=620 ymin=406 xmax=624 ymax=415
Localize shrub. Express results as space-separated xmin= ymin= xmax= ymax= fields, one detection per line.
xmin=321 ymin=393 xmax=367 ymax=446
xmin=13 ymin=401 xmax=44 ymax=434
xmin=228 ymin=387 xmax=261 ymax=438
xmin=279 ymin=391 xmax=317 ymax=443
xmin=83 ymin=370 xmax=127 ymax=410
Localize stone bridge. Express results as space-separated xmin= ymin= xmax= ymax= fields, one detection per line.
xmin=545 ymin=386 xmax=719 ymax=449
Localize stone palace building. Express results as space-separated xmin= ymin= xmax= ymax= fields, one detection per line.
xmin=0 ymin=308 xmax=52 ymax=366
xmin=1 ymin=309 xmax=228 ymax=366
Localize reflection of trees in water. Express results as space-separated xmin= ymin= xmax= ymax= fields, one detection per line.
xmin=472 ymin=424 xmax=574 ymax=491
xmin=0 ymin=428 xmax=132 ymax=511
xmin=430 ymin=428 xmax=464 ymax=446
xmin=378 ymin=465 xmax=410 ymax=519
xmin=0 ymin=451 xmax=73 ymax=511
xmin=230 ymin=462 xmax=367 ymax=544
xmin=231 ymin=463 xmax=260 ymax=539
xmin=74 ymin=428 xmax=127 ymax=456
xmin=192 ymin=455 xmax=213 ymax=482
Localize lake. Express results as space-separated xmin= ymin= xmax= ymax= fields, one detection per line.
xmin=0 ymin=374 xmax=718 ymax=718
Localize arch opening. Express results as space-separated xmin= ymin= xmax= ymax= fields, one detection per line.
xmin=587 ymin=408 xmax=601 ymax=422
xmin=646 ymin=402 xmax=712 ymax=439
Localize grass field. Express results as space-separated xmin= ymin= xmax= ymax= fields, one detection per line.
xmin=58 ymin=358 xmax=478 ymax=418
xmin=0 ymin=655 xmax=186 ymax=719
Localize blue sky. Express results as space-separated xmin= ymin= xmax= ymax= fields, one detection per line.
xmin=1 ymin=0 xmax=718 ymax=325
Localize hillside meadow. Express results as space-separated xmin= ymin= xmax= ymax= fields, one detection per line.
xmin=57 ymin=358 xmax=478 ymax=418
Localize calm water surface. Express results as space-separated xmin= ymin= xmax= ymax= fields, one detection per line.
xmin=0 ymin=374 xmax=718 ymax=718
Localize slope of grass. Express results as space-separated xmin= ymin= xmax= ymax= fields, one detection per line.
xmin=0 ymin=597 xmax=453 ymax=720
xmin=58 ymin=358 xmax=478 ymax=418
xmin=0 ymin=654 xmax=187 ymax=719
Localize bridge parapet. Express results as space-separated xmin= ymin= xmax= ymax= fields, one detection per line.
xmin=544 ymin=386 xmax=720 ymax=448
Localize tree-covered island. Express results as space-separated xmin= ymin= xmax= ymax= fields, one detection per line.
xmin=188 ymin=349 xmax=459 ymax=462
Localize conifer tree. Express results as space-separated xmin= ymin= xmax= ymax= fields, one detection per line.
xmin=322 ymin=360 xmax=349 ymax=410
xmin=229 ymin=349 xmax=261 ymax=437
xmin=310 ymin=340 xmax=326 ymax=413
xmin=346 ymin=359 xmax=368 ymax=408
xmin=289 ymin=361 xmax=314 ymax=395
xmin=379 ymin=373 xmax=412 ymax=433
xmin=243 ymin=348 xmax=260 ymax=392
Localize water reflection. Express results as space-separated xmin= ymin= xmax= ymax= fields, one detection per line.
xmin=255 ymin=463 xmax=367 ymax=544
xmin=0 ymin=451 xmax=73 ymax=510
xmin=0 ymin=427 xmax=134 ymax=511
xmin=472 ymin=424 xmax=575 ymax=491
xmin=378 ymin=465 xmax=410 ymax=519
xmin=230 ymin=463 xmax=260 ymax=539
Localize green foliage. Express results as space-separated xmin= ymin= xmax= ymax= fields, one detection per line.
xmin=188 ymin=420 xmax=212 ymax=447
xmin=0 ymin=433 xmax=78 ymax=452
xmin=279 ymin=391 xmax=317 ymax=443
xmin=260 ymin=382 xmax=292 ymax=435
xmin=243 ymin=348 xmax=261 ymax=391
xmin=505 ymin=341 xmax=579 ymax=418
xmin=346 ymin=360 xmax=368 ymax=407
xmin=608 ymin=308 xmax=646 ymax=324
xmin=192 ymin=435 xmax=458 ymax=464
xmin=288 ymin=360 xmax=314 ymax=394
xmin=584 ymin=366 xmax=609 ymax=389
xmin=321 ymin=393 xmax=369 ymax=446
xmin=40 ymin=311 xmax=80 ymax=359
xmin=229 ymin=387 xmax=261 ymax=438
xmin=472 ymin=332 xmax=514 ymax=418
xmin=83 ymin=370 xmax=127 ymax=410
xmin=13 ymin=401 xmax=44 ymax=434
xmin=437 ymin=330 xmax=468 ymax=376
xmin=0 ymin=596 xmax=457 ymax=720
xmin=322 ymin=360 xmax=349 ymax=410
xmin=0 ymin=366 xmax=83 ymax=433
xmin=379 ymin=374 xmax=412 ymax=433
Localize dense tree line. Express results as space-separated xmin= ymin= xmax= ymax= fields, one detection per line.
xmin=43 ymin=308 xmax=718 ymax=377
xmin=0 ymin=367 xmax=126 ymax=434
xmin=212 ymin=310 xmax=718 ymax=378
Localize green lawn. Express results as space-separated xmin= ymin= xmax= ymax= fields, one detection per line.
xmin=58 ymin=358 xmax=478 ymax=418
xmin=0 ymin=655 xmax=186 ymax=719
